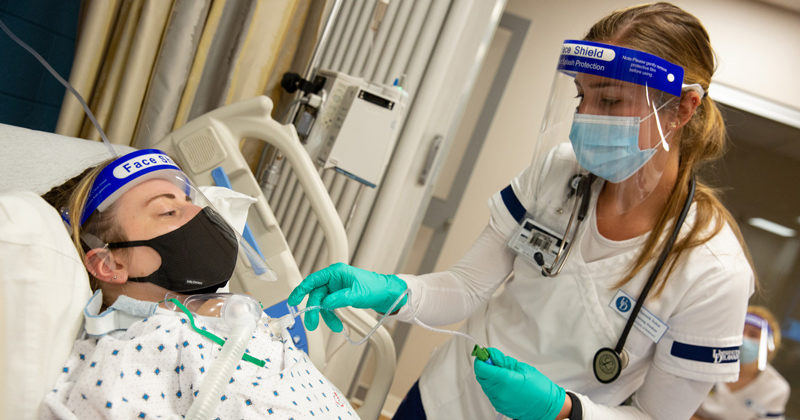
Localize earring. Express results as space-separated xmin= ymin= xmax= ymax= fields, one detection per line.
xmin=670 ymin=122 xmax=677 ymax=128
xmin=113 ymin=276 xmax=117 ymax=280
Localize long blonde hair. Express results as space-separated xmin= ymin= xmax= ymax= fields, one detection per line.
xmin=584 ymin=2 xmax=755 ymax=297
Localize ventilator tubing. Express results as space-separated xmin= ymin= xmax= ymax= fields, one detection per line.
xmin=0 ymin=18 xmax=116 ymax=157
xmin=183 ymin=298 xmax=259 ymax=420
xmin=288 ymin=288 xmax=482 ymax=348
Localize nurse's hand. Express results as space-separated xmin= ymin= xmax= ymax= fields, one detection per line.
xmin=287 ymin=262 xmax=408 ymax=332
xmin=474 ymin=347 xmax=567 ymax=420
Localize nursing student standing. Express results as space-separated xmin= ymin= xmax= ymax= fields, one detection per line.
xmin=289 ymin=3 xmax=755 ymax=419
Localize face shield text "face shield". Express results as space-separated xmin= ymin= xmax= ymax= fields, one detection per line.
xmin=66 ymin=149 xmax=277 ymax=296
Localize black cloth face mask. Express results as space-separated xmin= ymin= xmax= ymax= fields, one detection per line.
xmin=108 ymin=207 xmax=237 ymax=293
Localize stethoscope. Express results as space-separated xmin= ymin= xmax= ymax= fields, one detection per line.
xmin=533 ymin=173 xmax=596 ymax=277
xmin=534 ymin=173 xmax=697 ymax=383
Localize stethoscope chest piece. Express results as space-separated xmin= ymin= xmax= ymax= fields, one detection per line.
xmin=593 ymin=347 xmax=628 ymax=384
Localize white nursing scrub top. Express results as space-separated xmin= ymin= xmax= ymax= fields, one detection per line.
xmin=398 ymin=145 xmax=755 ymax=420
xmin=696 ymin=364 xmax=791 ymax=420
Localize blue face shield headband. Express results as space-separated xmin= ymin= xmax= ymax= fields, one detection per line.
xmin=64 ymin=148 xmax=275 ymax=293
xmin=62 ymin=149 xmax=192 ymax=227
xmin=61 ymin=149 xmax=257 ymax=294
xmin=518 ymin=40 xmax=696 ymax=220
xmin=744 ymin=312 xmax=775 ymax=371
xmin=557 ymin=40 xmax=686 ymax=185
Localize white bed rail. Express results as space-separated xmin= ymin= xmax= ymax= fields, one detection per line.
xmin=151 ymin=96 xmax=395 ymax=420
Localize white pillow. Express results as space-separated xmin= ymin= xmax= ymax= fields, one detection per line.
xmin=0 ymin=126 xmax=132 ymax=419
xmin=0 ymin=191 xmax=91 ymax=420
xmin=0 ymin=123 xmax=135 ymax=195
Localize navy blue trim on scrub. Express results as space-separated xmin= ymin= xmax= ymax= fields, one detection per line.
xmin=392 ymin=381 xmax=427 ymax=419
xmin=500 ymin=185 xmax=526 ymax=223
xmin=670 ymin=342 xmax=740 ymax=364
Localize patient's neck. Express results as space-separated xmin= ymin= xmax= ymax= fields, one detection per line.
xmin=99 ymin=282 xmax=165 ymax=310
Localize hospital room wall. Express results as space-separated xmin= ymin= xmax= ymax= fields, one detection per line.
xmin=385 ymin=0 xmax=800 ymax=414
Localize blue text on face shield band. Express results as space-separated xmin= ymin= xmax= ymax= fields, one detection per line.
xmin=557 ymin=40 xmax=685 ymax=97
xmin=80 ymin=149 xmax=189 ymax=226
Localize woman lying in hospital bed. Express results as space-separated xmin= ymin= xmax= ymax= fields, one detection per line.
xmin=35 ymin=148 xmax=357 ymax=419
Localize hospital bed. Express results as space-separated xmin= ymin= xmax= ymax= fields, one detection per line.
xmin=0 ymin=96 xmax=395 ymax=420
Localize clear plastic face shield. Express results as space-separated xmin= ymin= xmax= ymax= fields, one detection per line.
xmin=744 ymin=313 xmax=775 ymax=371
xmin=509 ymin=40 xmax=691 ymax=275
xmin=64 ymin=149 xmax=276 ymax=298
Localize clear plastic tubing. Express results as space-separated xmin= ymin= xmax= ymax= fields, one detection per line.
xmin=288 ymin=288 xmax=481 ymax=348
xmin=0 ymin=18 xmax=117 ymax=157
xmin=290 ymin=290 xmax=504 ymax=419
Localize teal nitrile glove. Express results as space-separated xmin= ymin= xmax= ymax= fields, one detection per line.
xmin=287 ymin=262 xmax=408 ymax=333
xmin=473 ymin=347 xmax=566 ymax=420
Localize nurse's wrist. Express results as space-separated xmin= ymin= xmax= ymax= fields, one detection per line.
xmin=555 ymin=393 xmax=571 ymax=420
xmin=557 ymin=391 xmax=582 ymax=420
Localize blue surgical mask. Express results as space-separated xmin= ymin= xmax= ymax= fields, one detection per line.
xmin=569 ymin=113 xmax=657 ymax=183
xmin=740 ymin=337 xmax=760 ymax=365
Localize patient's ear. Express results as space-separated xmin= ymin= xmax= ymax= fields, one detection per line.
xmin=84 ymin=248 xmax=126 ymax=284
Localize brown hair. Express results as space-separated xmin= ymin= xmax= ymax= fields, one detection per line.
xmin=584 ymin=2 xmax=755 ymax=296
xmin=42 ymin=159 xmax=128 ymax=290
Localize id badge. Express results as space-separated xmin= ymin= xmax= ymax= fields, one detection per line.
xmin=508 ymin=218 xmax=568 ymax=268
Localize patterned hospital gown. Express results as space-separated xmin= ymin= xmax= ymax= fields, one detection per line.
xmin=41 ymin=309 xmax=358 ymax=420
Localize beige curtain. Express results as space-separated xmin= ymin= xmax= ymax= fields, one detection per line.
xmin=56 ymin=0 xmax=314 ymax=151
xmin=238 ymin=0 xmax=321 ymax=171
